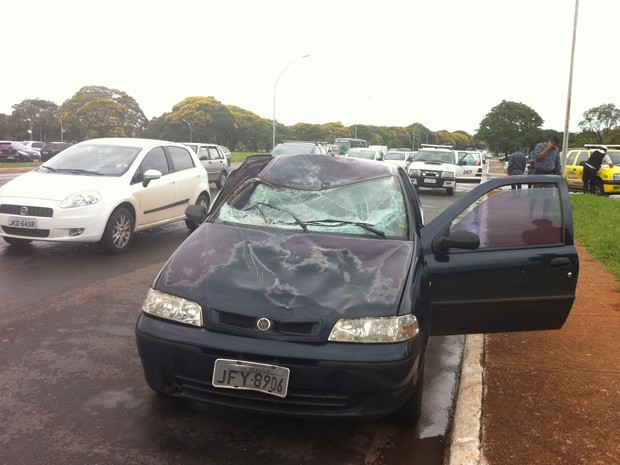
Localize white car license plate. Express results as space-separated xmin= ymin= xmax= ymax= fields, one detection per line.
xmin=212 ymin=359 xmax=290 ymax=398
xmin=424 ymin=178 xmax=437 ymax=184
xmin=8 ymin=216 xmax=37 ymax=229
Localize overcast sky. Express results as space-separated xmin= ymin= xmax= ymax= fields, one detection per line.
xmin=5 ymin=0 xmax=617 ymax=134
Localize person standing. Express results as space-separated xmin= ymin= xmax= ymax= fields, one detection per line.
xmin=582 ymin=146 xmax=615 ymax=194
xmin=531 ymin=136 xmax=562 ymax=175
xmin=506 ymin=149 xmax=526 ymax=192
xmin=528 ymin=136 xmax=562 ymax=218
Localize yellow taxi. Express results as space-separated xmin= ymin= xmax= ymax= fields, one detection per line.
xmin=564 ymin=145 xmax=620 ymax=195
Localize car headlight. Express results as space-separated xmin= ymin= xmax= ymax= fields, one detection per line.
xmin=59 ymin=190 xmax=101 ymax=208
xmin=612 ymin=173 xmax=620 ymax=181
xmin=328 ymin=314 xmax=419 ymax=343
xmin=142 ymin=288 xmax=202 ymax=326
xmin=441 ymin=171 xmax=455 ymax=179
xmin=409 ymin=169 xmax=421 ymax=177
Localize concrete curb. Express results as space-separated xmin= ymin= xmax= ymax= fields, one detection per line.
xmin=446 ymin=334 xmax=486 ymax=465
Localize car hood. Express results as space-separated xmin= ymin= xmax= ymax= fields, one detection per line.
xmin=409 ymin=161 xmax=455 ymax=170
xmin=155 ymin=223 xmax=414 ymax=323
xmin=1 ymin=171 xmax=122 ymax=201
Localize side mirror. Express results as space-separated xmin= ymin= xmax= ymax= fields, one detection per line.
xmin=185 ymin=204 xmax=208 ymax=225
xmin=142 ymin=169 xmax=162 ymax=187
xmin=432 ymin=229 xmax=480 ymax=254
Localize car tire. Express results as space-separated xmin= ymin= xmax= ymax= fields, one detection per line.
xmin=3 ymin=236 xmax=33 ymax=246
xmin=390 ymin=365 xmax=424 ymax=429
xmin=593 ymin=179 xmax=605 ymax=196
xmin=216 ymin=171 xmax=227 ymax=189
xmin=185 ymin=193 xmax=210 ymax=231
xmin=446 ymin=186 xmax=455 ymax=195
xmin=100 ymin=206 xmax=134 ymax=254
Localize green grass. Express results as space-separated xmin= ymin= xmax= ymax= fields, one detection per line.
xmin=570 ymin=194 xmax=620 ymax=281
xmin=231 ymin=151 xmax=266 ymax=163
xmin=0 ymin=162 xmax=40 ymax=169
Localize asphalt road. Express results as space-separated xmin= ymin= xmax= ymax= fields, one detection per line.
xmin=0 ymin=171 xmax=481 ymax=465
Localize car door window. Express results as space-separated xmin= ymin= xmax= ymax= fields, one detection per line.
xmin=131 ymin=146 xmax=170 ymax=184
xmin=168 ymin=146 xmax=195 ymax=172
xmin=576 ymin=151 xmax=588 ymax=165
xmin=566 ymin=151 xmax=578 ymax=166
xmin=197 ymin=146 xmax=209 ymax=160
xmin=208 ymin=147 xmax=221 ymax=161
xmin=448 ymin=182 xmax=563 ymax=249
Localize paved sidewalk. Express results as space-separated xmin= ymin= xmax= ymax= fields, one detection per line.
xmin=449 ymin=159 xmax=620 ymax=465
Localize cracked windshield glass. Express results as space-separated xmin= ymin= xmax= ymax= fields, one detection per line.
xmin=216 ymin=177 xmax=408 ymax=238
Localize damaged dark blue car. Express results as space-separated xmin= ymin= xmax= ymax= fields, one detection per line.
xmin=135 ymin=154 xmax=578 ymax=428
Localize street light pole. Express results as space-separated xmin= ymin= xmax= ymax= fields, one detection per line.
xmin=182 ymin=119 xmax=193 ymax=143
xmin=272 ymin=54 xmax=309 ymax=150
xmin=53 ymin=115 xmax=63 ymax=142
xmin=561 ymin=0 xmax=579 ymax=175
xmin=26 ymin=118 xmax=33 ymax=141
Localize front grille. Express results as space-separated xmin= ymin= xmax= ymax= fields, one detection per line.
xmin=176 ymin=373 xmax=357 ymax=412
xmin=212 ymin=309 xmax=321 ymax=340
xmin=0 ymin=204 xmax=54 ymax=218
xmin=2 ymin=226 xmax=50 ymax=237
xmin=420 ymin=170 xmax=441 ymax=177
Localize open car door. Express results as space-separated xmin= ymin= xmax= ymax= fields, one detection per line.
xmin=421 ymin=175 xmax=579 ymax=336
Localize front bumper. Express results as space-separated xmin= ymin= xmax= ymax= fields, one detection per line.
xmin=409 ymin=175 xmax=456 ymax=190
xmin=135 ymin=313 xmax=426 ymax=419
xmin=0 ymin=196 xmax=113 ymax=242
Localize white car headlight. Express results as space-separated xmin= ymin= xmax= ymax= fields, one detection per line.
xmin=142 ymin=288 xmax=202 ymax=326
xmin=441 ymin=171 xmax=455 ymax=179
xmin=611 ymin=173 xmax=620 ymax=181
xmin=409 ymin=169 xmax=421 ymax=177
xmin=59 ymin=190 xmax=101 ymax=208
xmin=328 ymin=314 xmax=419 ymax=343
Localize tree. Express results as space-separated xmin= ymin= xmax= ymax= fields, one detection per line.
xmin=167 ymin=96 xmax=235 ymax=145
xmin=58 ymin=86 xmax=148 ymax=141
xmin=11 ymin=99 xmax=59 ymax=141
xmin=476 ymin=100 xmax=544 ymax=154
xmin=578 ymin=103 xmax=620 ymax=143
xmin=226 ymin=105 xmax=271 ymax=151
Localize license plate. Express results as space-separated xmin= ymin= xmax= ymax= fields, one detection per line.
xmin=8 ymin=216 xmax=37 ymax=229
xmin=212 ymin=359 xmax=290 ymax=398
xmin=424 ymin=178 xmax=437 ymax=184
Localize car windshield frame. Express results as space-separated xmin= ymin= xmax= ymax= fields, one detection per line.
xmin=41 ymin=144 xmax=142 ymax=176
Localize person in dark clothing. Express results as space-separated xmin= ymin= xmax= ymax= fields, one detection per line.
xmin=506 ymin=149 xmax=526 ymax=192
xmin=582 ymin=146 xmax=615 ymax=194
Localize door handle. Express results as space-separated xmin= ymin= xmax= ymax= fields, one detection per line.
xmin=550 ymin=257 xmax=571 ymax=268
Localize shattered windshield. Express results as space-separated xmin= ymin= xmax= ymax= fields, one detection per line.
xmin=216 ymin=177 xmax=408 ymax=238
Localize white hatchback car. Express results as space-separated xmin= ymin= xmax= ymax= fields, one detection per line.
xmin=0 ymin=138 xmax=211 ymax=253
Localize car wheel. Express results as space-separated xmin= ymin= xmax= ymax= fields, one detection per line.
xmin=446 ymin=186 xmax=455 ymax=195
xmin=185 ymin=193 xmax=210 ymax=231
xmin=3 ymin=236 xmax=33 ymax=246
xmin=100 ymin=206 xmax=134 ymax=254
xmin=216 ymin=171 xmax=227 ymax=189
xmin=391 ymin=365 xmax=424 ymax=429
xmin=593 ymin=179 xmax=605 ymax=196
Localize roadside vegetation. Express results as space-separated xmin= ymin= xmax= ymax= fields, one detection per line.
xmin=570 ymin=195 xmax=620 ymax=282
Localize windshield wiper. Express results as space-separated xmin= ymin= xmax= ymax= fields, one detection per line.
xmin=245 ymin=202 xmax=308 ymax=232
xmin=304 ymin=219 xmax=386 ymax=238
xmin=55 ymin=168 xmax=103 ymax=175
xmin=39 ymin=165 xmax=56 ymax=172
